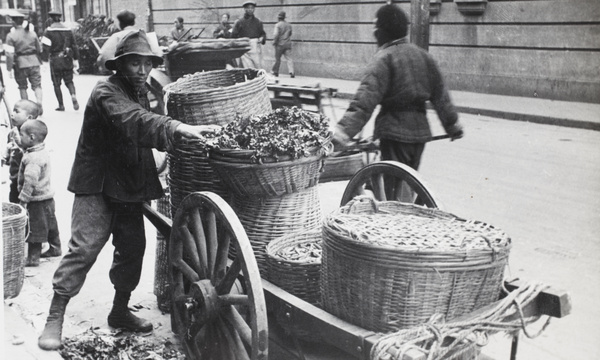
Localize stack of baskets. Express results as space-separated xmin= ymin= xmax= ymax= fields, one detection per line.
xmin=321 ymin=197 xmax=512 ymax=333
xmin=3 ymin=202 xmax=28 ymax=299
xmin=210 ymin=145 xmax=328 ymax=276
xmin=164 ymin=68 xmax=272 ymax=216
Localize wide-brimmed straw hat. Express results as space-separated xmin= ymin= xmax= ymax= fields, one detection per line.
xmin=105 ymin=30 xmax=163 ymax=71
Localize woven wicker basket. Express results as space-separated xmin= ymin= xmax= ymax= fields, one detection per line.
xmin=232 ymin=186 xmax=322 ymax=276
xmin=210 ymin=152 xmax=326 ymax=198
xmin=320 ymin=151 xmax=364 ymax=183
xmin=164 ymin=68 xmax=272 ymax=126
xmin=266 ymin=228 xmax=322 ymax=305
xmin=321 ymin=197 xmax=511 ymax=333
xmin=167 ymin=140 xmax=229 ymax=217
xmin=153 ymin=193 xmax=171 ymax=313
xmin=267 ymin=228 xmax=323 ymax=342
xmin=3 ymin=202 xmax=27 ymax=299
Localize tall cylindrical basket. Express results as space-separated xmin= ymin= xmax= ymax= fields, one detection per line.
xmin=164 ymin=68 xmax=272 ymax=216
xmin=3 ymin=203 xmax=27 ymax=299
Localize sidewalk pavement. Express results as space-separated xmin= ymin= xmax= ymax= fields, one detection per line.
xmin=270 ymin=74 xmax=600 ymax=131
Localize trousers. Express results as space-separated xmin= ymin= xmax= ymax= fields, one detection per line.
xmin=379 ymin=138 xmax=425 ymax=170
xmin=52 ymin=193 xmax=146 ymax=297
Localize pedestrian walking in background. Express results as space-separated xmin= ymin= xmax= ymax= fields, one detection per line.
xmin=168 ymin=17 xmax=194 ymax=44
xmin=5 ymin=12 xmax=44 ymax=115
xmin=333 ymin=4 xmax=463 ymax=173
xmin=213 ymin=13 xmax=232 ymax=39
xmin=271 ymin=11 xmax=294 ymax=78
xmin=37 ymin=30 xmax=221 ymax=351
xmin=17 ymin=119 xmax=62 ymax=266
xmin=42 ymin=10 xmax=80 ymax=112
xmin=232 ymin=1 xmax=266 ymax=69
xmin=2 ymin=99 xmax=39 ymax=204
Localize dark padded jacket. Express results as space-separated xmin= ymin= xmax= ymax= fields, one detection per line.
xmin=335 ymin=38 xmax=458 ymax=143
xmin=68 ymin=75 xmax=181 ymax=202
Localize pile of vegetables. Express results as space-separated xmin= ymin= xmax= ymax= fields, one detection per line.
xmin=204 ymin=107 xmax=331 ymax=163
xmin=59 ymin=328 xmax=185 ymax=360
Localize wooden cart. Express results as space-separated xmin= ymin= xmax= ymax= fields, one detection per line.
xmin=142 ymin=161 xmax=571 ymax=360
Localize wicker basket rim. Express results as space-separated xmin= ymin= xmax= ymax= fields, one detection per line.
xmin=266 ymin=229 xmax=322 ymax=264
xmin=164 ymin=69 xmax=267 ymax=94
xmin=2 ymin=202 xmax=27 ymax=223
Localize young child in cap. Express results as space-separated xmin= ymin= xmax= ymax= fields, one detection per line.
xmin=17 ymin=119 xmax=61 ymax=266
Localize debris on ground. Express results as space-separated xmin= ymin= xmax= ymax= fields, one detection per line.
xmin=59 ymin=327 xmax=185 ymax=360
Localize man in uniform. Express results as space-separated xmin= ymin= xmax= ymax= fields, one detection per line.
xmin=42 ymin=10 xmax=80 ymax=111
xmin=5 ymin=12 xmax=44 ymax=113
xmin=37 ymin=30 xmax=221 ymax=351
xmin=231 ymin=1 xmax=266 ymax=69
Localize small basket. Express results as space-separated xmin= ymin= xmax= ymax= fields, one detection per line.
xmin=232 ymin=186 xmax=322 ymax=275
xmin=266 ymin=228 xmax=322 ymax=305
xmin=210 ymin=153 xmax=326 ymax=198
xmin=164 ymin=68 xmax=272 ymax=126
xmin=3 ymin=202 xmax=28 ymax=299
xmin=321 ymin=197 xmax=511 ymax=333
xmin=320 ymin=151 xmax=364 ymax=183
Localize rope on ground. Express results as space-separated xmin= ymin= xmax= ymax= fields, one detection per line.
xmin=370 ymin=282 xmax=552 ymax=360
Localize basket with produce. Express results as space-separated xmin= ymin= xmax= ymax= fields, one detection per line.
xmin=321 ymin=196 xmax=512 ymax=333
xmin=205 ymin=106 xmax=332 ymax=197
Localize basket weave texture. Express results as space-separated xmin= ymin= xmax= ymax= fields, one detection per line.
xmin=321 ymin=198 xmax=511 ymax=333
xmin=266 ymin=228 xmax=322 ymax=305
xmin=233 ymin=186 xmax=322 ymax=276
xmin=3 ymin=202 xmax=27 ymax=299
xmin=320 ymin=151 xmax=364 ymax=183
xmin=153 ymin=193 xmax=171 ymax=313
xmin=164 ymin=68 xmax=272 ymax=126
xmin=210 ymin=152 xmax=326 ymax=198
xmin=167 ymin=140 xmax=229 ymax=216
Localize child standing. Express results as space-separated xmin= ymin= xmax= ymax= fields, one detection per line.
xmin=2 ymin=99 xmax=40 ymax=203
xmin=17 ymin=119 xmax=61 ymax=266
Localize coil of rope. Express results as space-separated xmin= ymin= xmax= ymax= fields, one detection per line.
xmin=370 ymin=282 xmax=553 ymax=360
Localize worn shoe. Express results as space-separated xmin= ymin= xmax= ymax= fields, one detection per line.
xmin=290 ymin=73 xmax=295 ymax=78
xmin=108 ymin=309 xmax=153 ymax=332
xmin=270 ymin=71 xmax=279 ymax=77
xmin=38 ymin=293 xmax=70 ymax=350
xmin=41 ymin=247 xmax=62 ymax=258
xmin=72 ymin=99 xmax=80 ymax=111
xmin=55 ymin=106 xmax=65 ymax=112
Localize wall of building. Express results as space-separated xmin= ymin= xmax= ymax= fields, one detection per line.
xmin=115 ymin=0 xmax=600 ymax=103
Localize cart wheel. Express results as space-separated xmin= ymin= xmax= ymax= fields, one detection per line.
xmin=169 ymin=192 xmax=268 ymax=360
xmin=340 ymin=161 xmax=442 ymax=209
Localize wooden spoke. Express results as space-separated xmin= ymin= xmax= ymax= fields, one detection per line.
xmin=370 ymin=173 xmax=386 ymax=201
xmin=341 ymin=161 xmax=442 ymax=209
xmin=189 ymin=209 xmax=209 ymax=274
xmin=220 ymin=294 xmax=249 ymax=307
xmin=223 ymin=305 xmax=253 ymax=347
xmin=214 ymin=231 xmax=231 ymax=284
xmin=169 ymin=192 xmax=268 ymax=360
xmin=206 ymin=209 xmax=218 ymax=279
xmin=216 ymin=257 xmax=242 ymax=295
xmin=179 ymin=226 xmax=204 ymax=278
xmin=175 ymin=259 xmax=200 ymax=283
